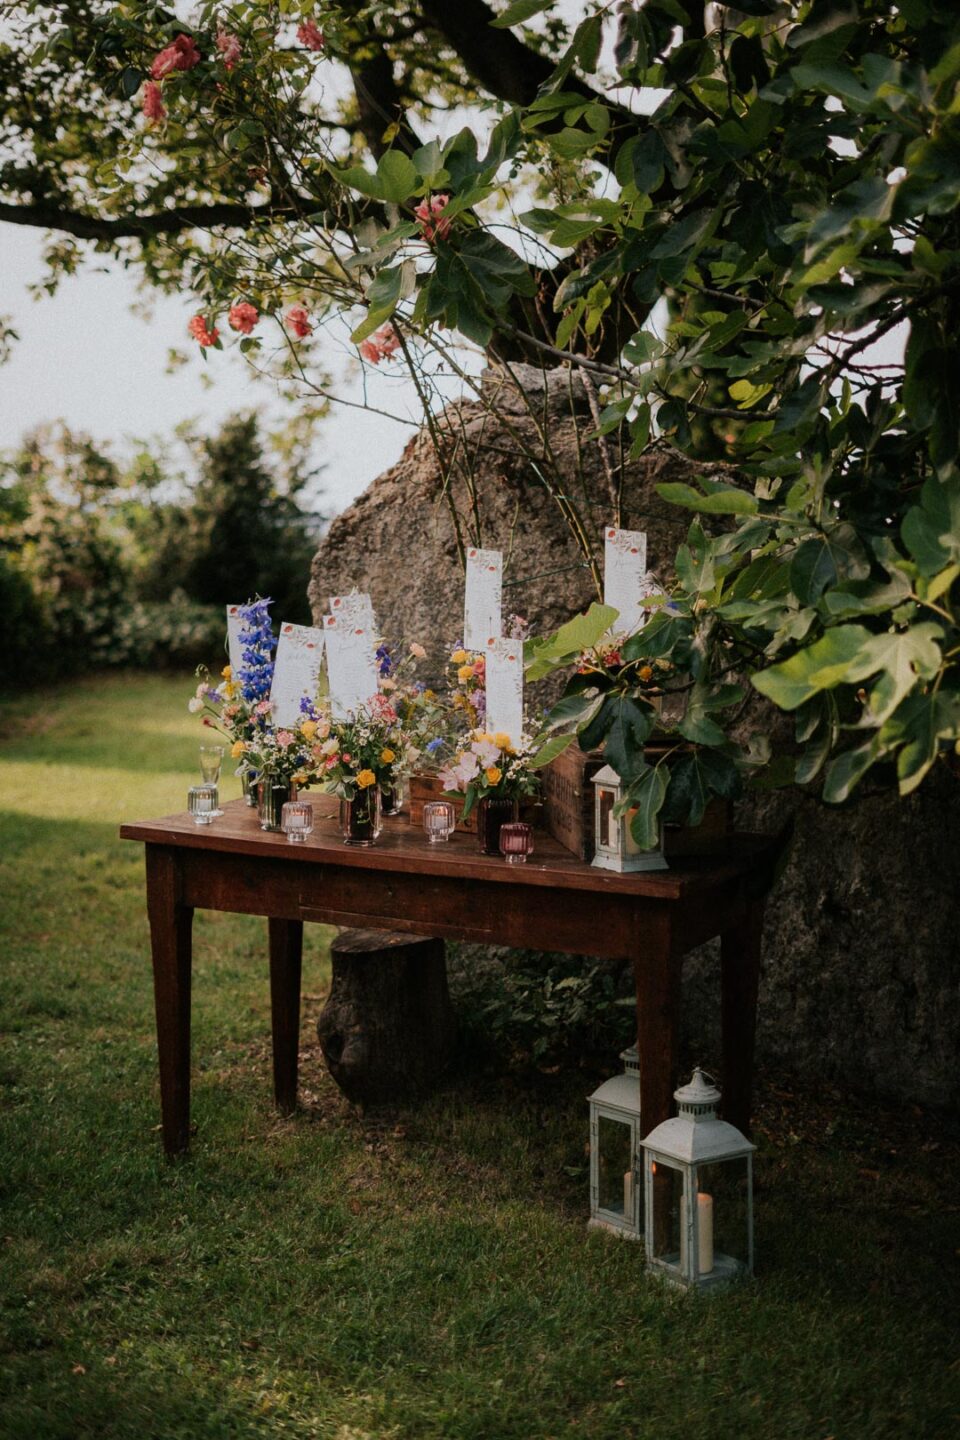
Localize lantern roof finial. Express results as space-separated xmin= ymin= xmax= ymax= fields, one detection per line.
xmin=674 ymin=1067 xmax=721 ymax=1117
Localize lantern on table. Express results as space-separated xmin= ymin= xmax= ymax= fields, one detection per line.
xmin=586 ymin=1046 xmax=643 ymax=1240
xmin=641 ymin=1068 xmax=754 ymax=1291
xmin=591 ymin=765 xmax=667 ymax=872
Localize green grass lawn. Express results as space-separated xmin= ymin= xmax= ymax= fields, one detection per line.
xmin=1 ymin=673 xmax=957 ymax=1439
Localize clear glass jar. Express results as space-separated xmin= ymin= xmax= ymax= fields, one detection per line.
xmin=423 ymin=800 xmax=455 ymax=843
xmin=257 ymin=778 xmax=294 ymax=832
xmin=499 ymin=821 xmax=534 ymax=864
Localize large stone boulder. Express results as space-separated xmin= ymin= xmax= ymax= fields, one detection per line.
xmin=309 ymin=366 xmax=960 ymax=1109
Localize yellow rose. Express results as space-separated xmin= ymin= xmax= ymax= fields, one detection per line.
xmin=638 ymin=665 xmax=654 ymax=683
xmin=451 ymin=648 xmax=468 ymax=664
xmin=485 ymin=766 xmax=502 ymax=786
xmin=356 ymin=769 xmax=376 ymax=789
xmin=221 ymin=664 xmax=232 ymax=679
xmin=380 ymin=748 xmax=396 ymax=764
xmin=457 ymin=664 xmax=474 ymax=682
xmin=230 ymin=740 xmax=246 ymax=758
xmin=492 ymin=732 xmax=513 ymax=752
xmin=291 ymin=772 xmax=309 ymax=786
xmin=300 ymin=720 xmax=318 ymax=740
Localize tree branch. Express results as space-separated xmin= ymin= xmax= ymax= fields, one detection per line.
xmin=0 ymin=192 xmax=384 ymax=243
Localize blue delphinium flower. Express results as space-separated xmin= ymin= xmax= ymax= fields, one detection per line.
xmin=237 ymin=598 xmax=275 ymax=703
xmin=375 ymin=642 xmax=393 ymax=678
xmin=425 ymin=737 xmax=445 ymax=755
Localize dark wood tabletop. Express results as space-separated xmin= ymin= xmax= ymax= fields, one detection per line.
xmin=122 ymin=798 xmax=781 ymax=1156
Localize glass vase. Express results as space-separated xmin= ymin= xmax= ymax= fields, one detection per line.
xmin=381 ymin=773 xmax=406 ymax=817
xmin=476 ymin=795 xmax=519 ymax=856
xmin=339 ymin=785 xmax=382 ymax=846
xmin=257 ymin=778 xmax=294 ymax=833
xmin=240 ymin=768 xmax=259 ymax=808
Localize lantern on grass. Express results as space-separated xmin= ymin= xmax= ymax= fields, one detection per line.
xmin=591 ymin=765 xmax=667 ymax=873
xmin=587 ymin=1046 xmax=643 ymax=1239
xmin=642 ymin=1068 xmax=754 ymax=1291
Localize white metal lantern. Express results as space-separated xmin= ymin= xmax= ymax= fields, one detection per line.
xmin=587 ymin=1046 xmax=643 ymax=1239
xmin=591 ymin=764 xmax=667 ymax=872
xmin=642 ymin=1068 xmax=754 ymax=1291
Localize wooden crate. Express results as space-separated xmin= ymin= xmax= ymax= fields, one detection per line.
xmin=542 ymin=743 xmax=731 ymax=862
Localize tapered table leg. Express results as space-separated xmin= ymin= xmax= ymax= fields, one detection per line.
xmin=720 ymin=899 xmax=765 ymax=1137
xmin=145 ymin=845 xmax=194 ymax=1157
xmin=634 ymin=914 xmax=681 ymax=1133
xmin=269 ymin=918 xmax=303 ymax=1114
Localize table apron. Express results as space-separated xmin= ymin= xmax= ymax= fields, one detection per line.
xmin=174 ymin=847 xmax=685 ymax=960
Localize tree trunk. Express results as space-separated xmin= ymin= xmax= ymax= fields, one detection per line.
xmin=316 ymin=929 xmax=456 ymax=1105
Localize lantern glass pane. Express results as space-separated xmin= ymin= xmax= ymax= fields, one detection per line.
xmin=649 ymin=1160 xmax=684 ymax=1267
xmin=624 ymin=806 xmax=641 ymax=856
xmin=597 ymin=1116 xmax=633 ymax=1218
xmin=696 ymin=1158 xmax=751 ymax=1274
xmin=598 ymin=790 xmax=616 ymax=851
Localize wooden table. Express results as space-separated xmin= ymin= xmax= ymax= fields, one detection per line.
xmin=120 ymin=798 xmax=781 ymax=1157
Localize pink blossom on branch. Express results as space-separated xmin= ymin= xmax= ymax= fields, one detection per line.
xmin=151 ymin=33 xmax=202 ymax=80
xmin=285 ymin=304 xmax=313 ymax=339
xmin=359 ymin=322 xmax=401 ymax=365
xmin=216 ymin=28 xmax=242 ymax=71
xmin=414 ymin=193 xmax=452 ymax=243
xmin=188 ymin=314 xmax=220 ymax=347
xmin=228 ymin=301 xmax=259 ymax=334
xmin=141 ymin=81 xmax=166 ymax=124
xmin=297 ymin=19 xmax=325 ymax=52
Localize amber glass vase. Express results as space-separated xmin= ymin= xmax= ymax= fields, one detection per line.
xmin=339 ymin=786 xmax=382 ymax=846
xmin=476 ymin=795 xmax=519 ymax=856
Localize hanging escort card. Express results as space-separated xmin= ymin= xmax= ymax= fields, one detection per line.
xmin=329 ymin=591 xmax=378 ymax=633
xmin=484 ymin=636 xmax=524 ymax=747
xmin=323 ymin=613 xmax=380 ymax=720
xmin=603 ymin=526 xmax=650 ymax=636
xmin=226 ymin=603 xmax=246 ymax=676
xmin=269 ymin=623 xmax=326 ymax=728
xmin=464 ymin=547 xmax=502 ymax=651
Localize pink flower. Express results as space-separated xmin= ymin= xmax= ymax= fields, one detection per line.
xmin=255 ymin=700 xmax=272 ymax=716
xmin=325 ymin=755 xmax=338 ymax=769
xmin=285 ymin=304 xmax=312 ymax=339
xmin=216 ymin=28 xmax=241 ymax=71
xmin=341 ymin=753 xmax=352 ymax=765
xmin=368 ymin=694 xmax=398 ymax=724
xmin=141 ymin=81 xmax=166 ymax=123
xmin=276 ymin=730 xmax=295 ymax=748
xmin=414 ymin=193 xmax=452 ymax=243
xmin=151 ymin=33 xmax=202 ymax=81
xmin=228 ymin=301 xmax=259 ymax=334
xmin=297 ymin=19 xmax=325 ymax=51
xmin=409 ymin=642 xmax=426 ymax=659
xmin=359 ymin=322 xmax=401 ymax=365
xmin=188 ymin=314 xmax=219 ymax=347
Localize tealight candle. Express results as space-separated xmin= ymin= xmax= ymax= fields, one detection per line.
xmin=423 ymin=801 xmax=455 ymax=843
xmin=188 ymin=783 xmax=218 ymax=825
xmin=281 ymin=800 xmax=314 ymax=844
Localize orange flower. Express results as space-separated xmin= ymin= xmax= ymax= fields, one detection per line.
xmin=485 ymin=766 xmax=502 ymax=786
xmin=356 ymin=769 xmax=376 ymax=789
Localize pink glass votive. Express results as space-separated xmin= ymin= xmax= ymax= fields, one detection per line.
xmin=499 ymin=821 xmax=534 ymax=864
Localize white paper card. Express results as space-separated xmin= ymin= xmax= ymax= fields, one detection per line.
xmin=484 ymin=638 xmax=524 ymax=748
xmin=464 ymin=548 xmax=502 ymax=651
xmin=226 ymin=603 xmax=246 ymax=676
xmin=603 ymin=526 xmax=649 ymax=635
xmin=269 ymin=623 xmax=326 ymax=728
xmin=323 ymin=614 xmax=380 ymax=720
xmin=329 ymin=591 xmax=377 ymax=633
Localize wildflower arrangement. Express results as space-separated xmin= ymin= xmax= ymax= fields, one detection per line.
xmin=447 ymin=645 xmax=487 ymax=731
xmin=235 ymin=711 xmax=324 ymax=789
xmin=438 ymin=730 xmax=540 ymax=821
xmin=575 ymin=634 xmax=674 ymax=694
xmin=188 ymin=598 xmax=277 ymax=779
xmin=318 ymin=700 xmax=404 ymax=801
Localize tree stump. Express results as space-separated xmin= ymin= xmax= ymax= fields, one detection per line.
xmin=316 ymin=929 xmax=456 ymax=1105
